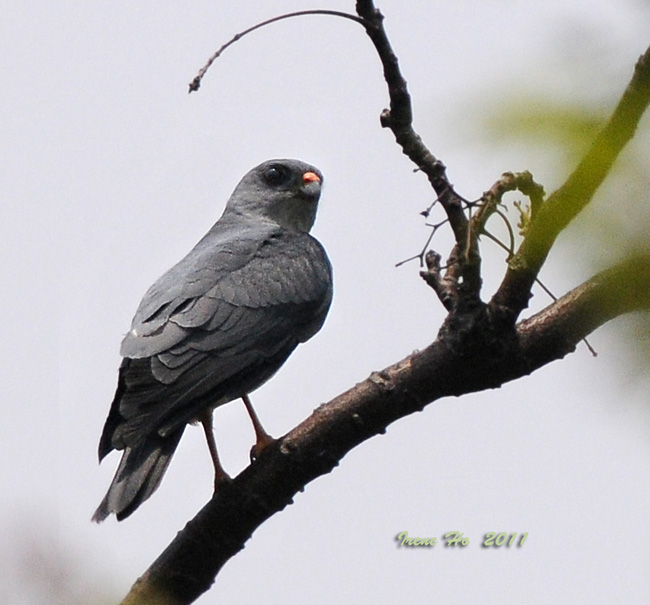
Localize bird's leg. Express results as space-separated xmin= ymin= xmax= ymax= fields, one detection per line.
xmin=199 ymin=410 xmax=231 ymax=491
xmin=242 ymin=394 xmax=275 ymax=461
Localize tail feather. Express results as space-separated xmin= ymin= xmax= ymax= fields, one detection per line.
xmin=92 ymin=428 xmax=184 ymax=522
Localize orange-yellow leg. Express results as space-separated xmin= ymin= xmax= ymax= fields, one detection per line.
xmin=199 ymin=410 xmax=231 ymax=491
xmin=242 ymin=394 xmax=275 ymax=460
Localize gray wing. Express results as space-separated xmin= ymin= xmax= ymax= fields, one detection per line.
xmin=100 ymin=226 xmax=332 ymax=456
xmin=119 ymin=220 xmax=272 ymax=359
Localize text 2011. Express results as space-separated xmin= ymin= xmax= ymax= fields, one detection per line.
xmin=482 ymin=532 xmax=528 ymax=547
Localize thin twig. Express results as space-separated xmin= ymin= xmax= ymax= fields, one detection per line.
xmin=491 ymin=210 xmax=516 ymax=258
xmin=188 ymin=10 xmax=366 ymax=92
xmin=395 ymin=219 xmax=447 ymax=267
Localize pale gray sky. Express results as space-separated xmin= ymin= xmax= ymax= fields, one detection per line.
xmin=1 ymin=1 xmax=649 ymax=603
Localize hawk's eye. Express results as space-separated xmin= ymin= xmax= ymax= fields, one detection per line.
xmin=264 ymin=165 xmax=290 ymax=186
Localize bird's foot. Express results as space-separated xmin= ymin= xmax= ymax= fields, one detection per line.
xmin=249 ymin=432 xmax=276 ymax=462
xmin=213 ymin=469 xmax=232 ymax=493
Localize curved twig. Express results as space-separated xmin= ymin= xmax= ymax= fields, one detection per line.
xmin=188 ymin=10 xmax=367 ymax=92
xmin=490 ymin=209 xmax=516 ymax=258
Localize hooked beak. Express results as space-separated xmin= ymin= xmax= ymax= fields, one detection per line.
xmin=302 ymin=171 xmax=321 ymax=185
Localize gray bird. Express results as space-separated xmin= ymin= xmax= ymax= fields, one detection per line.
xmin=93 ymin=159 xmax=332 ymax=522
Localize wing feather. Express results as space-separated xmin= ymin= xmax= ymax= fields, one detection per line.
xmin=106 ymin=227 xmax=331 ymax=451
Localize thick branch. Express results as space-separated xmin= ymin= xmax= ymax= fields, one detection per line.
xmin=120 ymin=254 xmax=650 ymax=605
xmin=492 ymin=45 xmax=650 ymax=318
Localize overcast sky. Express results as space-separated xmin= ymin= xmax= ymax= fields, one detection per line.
xmin=2 ymin=1 xmax=650 ymax=603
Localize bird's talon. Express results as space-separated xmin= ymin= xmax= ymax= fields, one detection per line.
xmin=249 ymin=436 xmax=276 ymax=462
xmin=213 ymin=472 xmax=232 ymax=493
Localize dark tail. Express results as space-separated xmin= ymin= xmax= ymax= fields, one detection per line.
xmin=92 ymin=428 xmax=184 ymax=522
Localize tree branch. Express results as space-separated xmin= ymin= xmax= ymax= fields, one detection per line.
xmin=188 ymin=10 xmax=366 ymax=93
xmin=492 ymin=44 xmax=650 ymax=319
xmin=517 ymin=253 xmax=650 ymax=366
xmin=117 ymin=4 xmax=650 ymax=603
xmin=354 ymin=0 xmax=469 ymax=247
xmin=119 ymin=253 xmax=650 ymax=604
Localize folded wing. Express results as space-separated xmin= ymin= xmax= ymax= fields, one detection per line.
xmin=99 ymin=225 xmax=332 ymax=458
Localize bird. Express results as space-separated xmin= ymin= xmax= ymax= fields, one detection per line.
xmin=93 ymin=159 xmax=332 ymax=522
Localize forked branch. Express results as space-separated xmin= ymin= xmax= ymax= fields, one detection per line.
xmin=492 ymin=44 xmax=650 ymax=319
